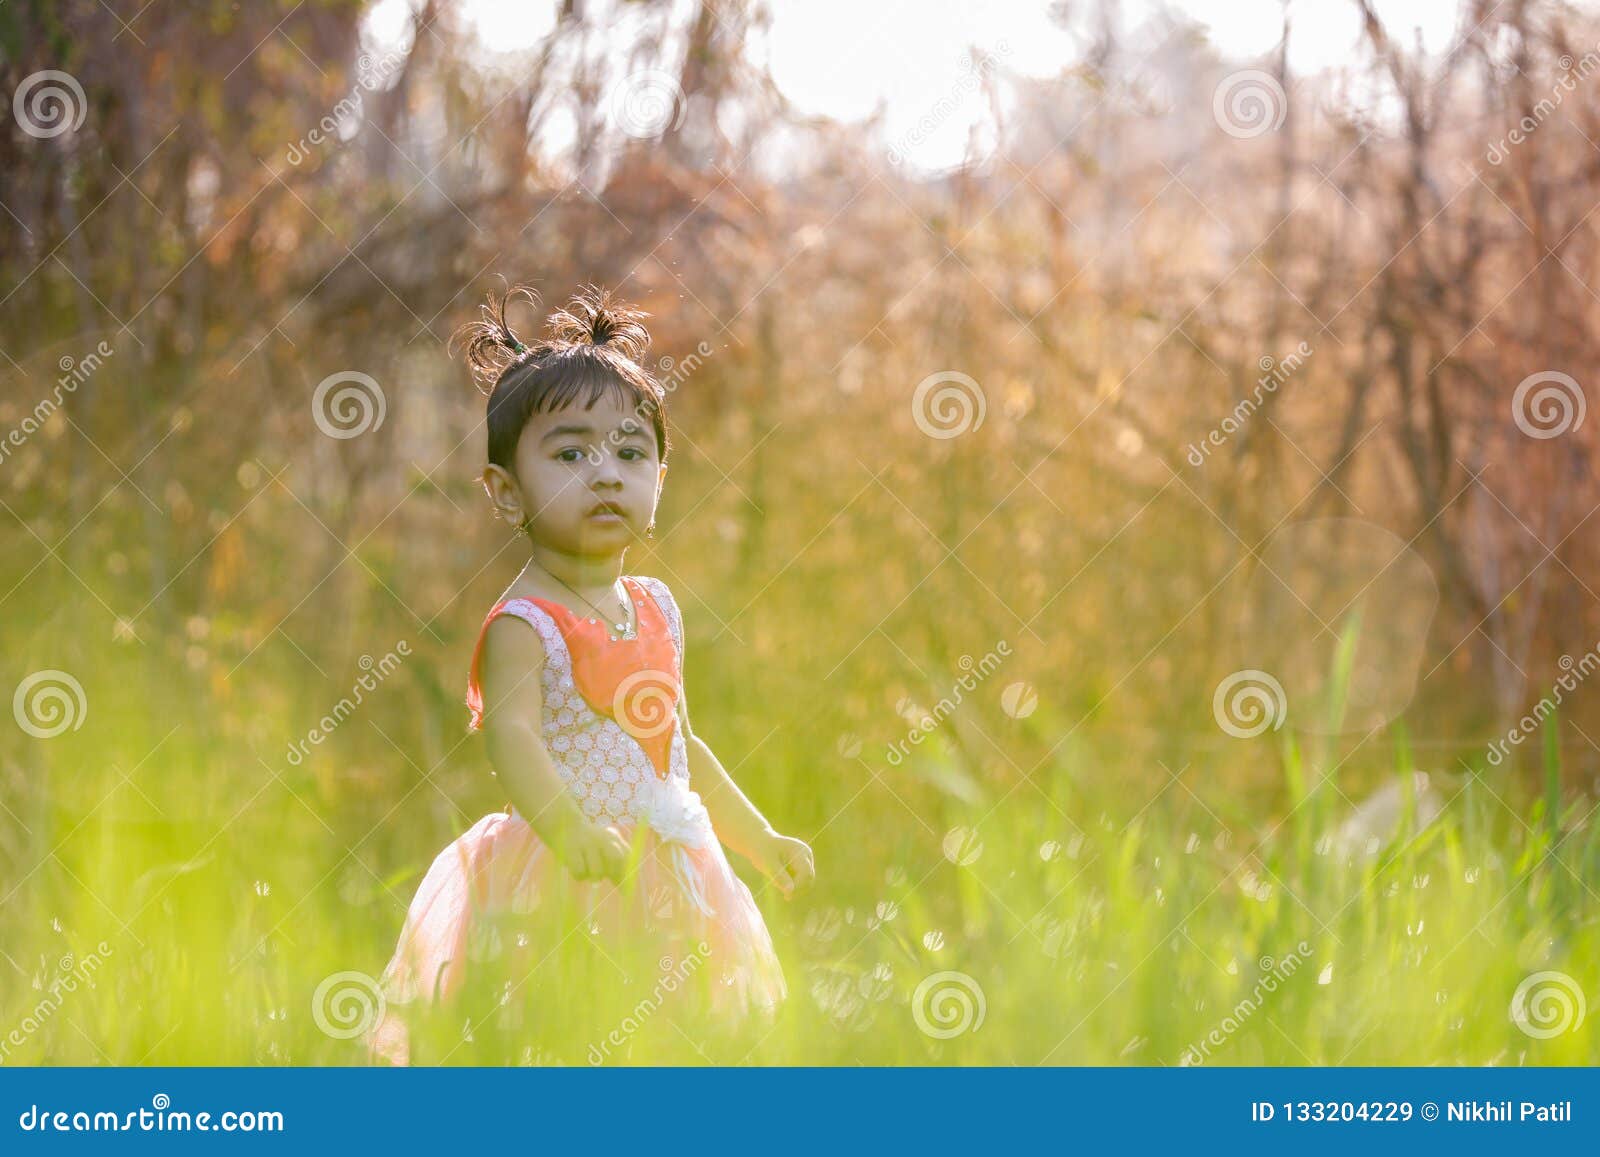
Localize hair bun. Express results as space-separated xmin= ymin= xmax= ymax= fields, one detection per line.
xmin=449 ymin=281 xmax=654 ymax=394
xmin=545 ymin=284 xmax=651 ymax=362
xmin=448 ymin=281 xmax=540 ymax=390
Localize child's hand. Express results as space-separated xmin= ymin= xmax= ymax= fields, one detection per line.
xmin=749 ymin=831 xmax=815 ymax=899
xmin=559 ymin=821 xmax=628 ymax=883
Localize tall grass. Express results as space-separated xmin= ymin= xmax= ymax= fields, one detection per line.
xmin=2 ymin=626 xmax=1596 ymax=1067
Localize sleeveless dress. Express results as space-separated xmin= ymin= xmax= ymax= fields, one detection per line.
xmin=365 ymin=575 xmax=785 ymax=1065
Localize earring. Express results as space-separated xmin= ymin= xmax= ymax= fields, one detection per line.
xmin=645 ymin=520 xmax=656 ymax=540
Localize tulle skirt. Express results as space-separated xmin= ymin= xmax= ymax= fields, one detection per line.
xmin=365 ymin=808 xmax=786 ymax=1065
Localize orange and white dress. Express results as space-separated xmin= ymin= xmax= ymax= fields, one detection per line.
xmin=365 ymin=575 xmax=785 ymax=1065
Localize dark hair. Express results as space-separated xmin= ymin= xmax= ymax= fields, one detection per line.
xmin=449 ymin=281 xmax=669 ymax=472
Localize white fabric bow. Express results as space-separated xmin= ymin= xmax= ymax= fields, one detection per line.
xmin=639 ymin=776 xmax=717 ymax=917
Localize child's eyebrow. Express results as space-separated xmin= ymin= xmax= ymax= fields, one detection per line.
xmin=541 ymin=423 xmax=593 ymax=441
xmin=541 ymin=422 xmax=649 ymax=442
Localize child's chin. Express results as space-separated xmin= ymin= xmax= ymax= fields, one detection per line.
xmin=571 ymin=521 xmax=635 ymax=549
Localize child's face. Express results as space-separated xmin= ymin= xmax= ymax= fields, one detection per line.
xmin=484 ymin=389 xmax=665 ymax=558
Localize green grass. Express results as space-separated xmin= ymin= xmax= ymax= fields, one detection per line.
xmin=3 ymin=609 xmax=1597 ymax=1067
xmin=3 ymin=716 xmax=1595 ymax=1067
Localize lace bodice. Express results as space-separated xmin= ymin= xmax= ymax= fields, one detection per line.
xmin=491 ymin=576 xmax=714 ymax=850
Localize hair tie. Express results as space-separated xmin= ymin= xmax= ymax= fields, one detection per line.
xmin=511 ymin=338 xmax=527 ymax=354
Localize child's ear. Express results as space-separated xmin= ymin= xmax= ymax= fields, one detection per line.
xmin=482 ymin=464 xmax=523 ymax=527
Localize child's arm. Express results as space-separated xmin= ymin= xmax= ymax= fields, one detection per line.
xmin=678 ymin=692 xmax=815 ymax=898
xmin=479 ymin=616 xmax=628 ymax=882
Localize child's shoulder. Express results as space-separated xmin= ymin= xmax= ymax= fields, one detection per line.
xmin=627 ymin=572 xmax=672 ymax=599
xmin=481 ymin=594 xmax=560 ymax=653
xmin=629 ymin=574 xmax=683 ymax=635
xmin=468 ymin=596 xmax=558 ymax=729
xmin=629 ymin=573 xmax=679 ymax=611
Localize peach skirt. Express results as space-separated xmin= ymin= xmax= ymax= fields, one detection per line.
xmin=365 ymin=809 xmax=786 ymax=1065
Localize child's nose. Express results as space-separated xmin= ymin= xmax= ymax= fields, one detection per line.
xmin=590 ymin=451 xmax=625 ymax=484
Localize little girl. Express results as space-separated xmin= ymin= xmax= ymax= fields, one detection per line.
xmin=366 ymin=283 xmax=814 ymax=1065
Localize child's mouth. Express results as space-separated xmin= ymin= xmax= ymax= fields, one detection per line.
xmin=586 ymin=503 xmax=627 ymax=523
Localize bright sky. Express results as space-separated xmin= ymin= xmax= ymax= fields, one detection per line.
xmin=364 ymin=0 xmax=1470 ymax=172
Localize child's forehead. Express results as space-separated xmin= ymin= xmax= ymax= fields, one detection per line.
xmin=527 ymin=392 xmax=650 ymax=433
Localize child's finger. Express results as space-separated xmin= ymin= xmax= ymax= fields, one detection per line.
xmin=781 ymin=847 xmax=813 ymax=893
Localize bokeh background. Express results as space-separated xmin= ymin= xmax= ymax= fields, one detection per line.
xmin=2 ymin=0 xmax=1598 ymax=1065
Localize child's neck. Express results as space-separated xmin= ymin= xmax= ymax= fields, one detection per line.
xmin=525 ymin=546 xmax=624 ymax=597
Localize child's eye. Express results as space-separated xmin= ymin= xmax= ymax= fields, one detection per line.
xmin=554 ymin=447 xmax=586 ymax=463
xmin=619 ymin=447 xmax=645 ymax=461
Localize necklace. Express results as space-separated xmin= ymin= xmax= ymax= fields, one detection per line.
xmin=532 ymin=562 xmax=636 ymax=640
